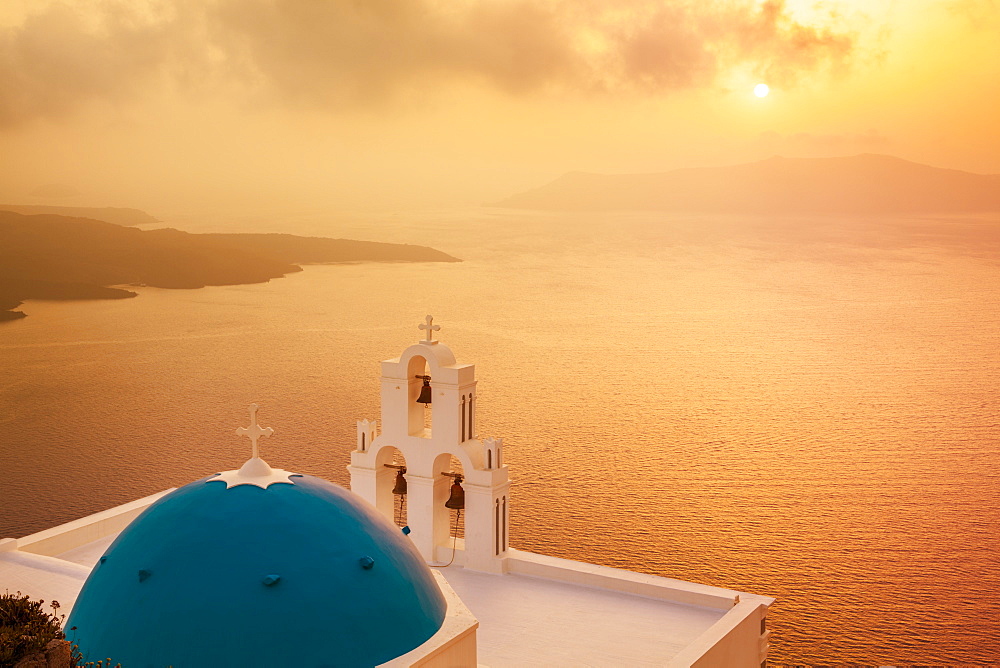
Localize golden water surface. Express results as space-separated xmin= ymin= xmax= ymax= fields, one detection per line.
xmin=1 ymin=210 xmax=998 ymax=665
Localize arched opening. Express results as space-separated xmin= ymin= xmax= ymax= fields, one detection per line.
xmin=460 ymin=395 xmax=466 ymax=442
xmin=432 ymin=453 xmax=466 ymax=551
xmin=406 ymin=355 xmax=433 ymax=437
xmin=468 ymin=394 xmax=475 ymax=440
xmin=502 ymin=495 xmax=508 ymax=552
xmin=375 ymin=447 xmax=408 ymax=528
xmin=495 ymin=499 xmax=500 ymax=555
xmin=444 ymin=455 xmax=465 ymax=540
xmin=486 ymin=448 xmax=492 ymax=469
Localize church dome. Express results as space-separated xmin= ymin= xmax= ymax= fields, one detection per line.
xmin=66 ymin=470 xmax=447 ymax=668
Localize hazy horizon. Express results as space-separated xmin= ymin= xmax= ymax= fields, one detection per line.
xmin=2 ymin=0 xmax=999 ymax=218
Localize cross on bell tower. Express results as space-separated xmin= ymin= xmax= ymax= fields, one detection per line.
xmin=418 ymin=315 xmax=441 ymax=344
xmin=347 ymin=319 xmax=511 ymax=574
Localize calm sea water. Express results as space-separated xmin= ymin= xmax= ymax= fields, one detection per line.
xmin=1 ymin=209 xmax=998 ymax=665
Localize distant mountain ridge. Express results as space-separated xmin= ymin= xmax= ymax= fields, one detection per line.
xmin=0 ymin=205 xmax=161 ymax=226
xmin=0 ymin=212 xmax=459 ymax=322
xmin=495 ymin=154 xmax=1000 ymax=213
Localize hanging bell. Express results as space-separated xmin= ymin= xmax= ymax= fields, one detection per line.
xmin=392 ymin=469 xmax=407 ymax=496
xmin=444 ymin=479 xmax=465 ymax=510
xmin=416 ymin=378 xmax=433 ymax=405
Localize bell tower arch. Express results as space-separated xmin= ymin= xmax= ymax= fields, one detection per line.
xmin=348 ymin=317 xmax=510 ymax=574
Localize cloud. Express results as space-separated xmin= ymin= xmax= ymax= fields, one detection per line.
xmin=0 ymin=0 xmax=861 ymax=127
xmin=0 ymin=2 xmax=188 ymax=127
xmin=208 ymin=0 xmax=585 ymax=104
xmin=606 ymin=0 xmax=855 ymax=90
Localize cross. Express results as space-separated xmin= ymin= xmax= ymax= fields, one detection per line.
xmin=236 ymin=403 xmax=274 ymax=460
xmin=418 ymin=315 xmax=441 ymax=344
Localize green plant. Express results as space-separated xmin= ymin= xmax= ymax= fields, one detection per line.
xmin=0 ymin=591 xmax=65 ymax=667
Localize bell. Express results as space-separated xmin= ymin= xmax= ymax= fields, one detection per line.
xmin=392 ymin=469 xmax=407 ymax=496
xmin=444 ymin=479 xmax=465 ymax=510
xmin=416 ymin=378 xmax=433 ymax=405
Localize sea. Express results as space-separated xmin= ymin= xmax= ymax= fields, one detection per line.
xmin=1 ymin=208 xmax=998 ymax=665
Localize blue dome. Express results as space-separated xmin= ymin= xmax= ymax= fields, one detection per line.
xmin=67 ymin=473 xmax=447 ymax=668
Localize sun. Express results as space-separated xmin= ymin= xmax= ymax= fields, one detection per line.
xmin=754 ymin=83 xmax=770 ymax=98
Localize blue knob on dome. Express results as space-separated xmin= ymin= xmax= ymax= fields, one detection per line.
xmin=359 ymin=556 xmax=375 ymax=570
xmin=262 ymin=574 xmax=281 ymax=586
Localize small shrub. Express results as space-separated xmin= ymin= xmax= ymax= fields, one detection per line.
xmin=0 ymin=591 xmax=65 ymax=667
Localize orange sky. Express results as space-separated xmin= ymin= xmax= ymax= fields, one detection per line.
xmin=0 ymin=0 xmax=997 ymax=214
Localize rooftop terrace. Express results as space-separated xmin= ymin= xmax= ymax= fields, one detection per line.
xmin=1 ymin=491 xmax=771 ymax=667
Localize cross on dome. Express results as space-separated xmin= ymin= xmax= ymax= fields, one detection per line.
xmin=418 ymin=315 xmax=441 ymax=344
xmin=236 ymin=403 xmax=274 ymax=460
xmin=213 ymin=403 xmax=295 ymax=489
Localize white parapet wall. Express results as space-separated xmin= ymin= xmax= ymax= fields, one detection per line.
xmin=13 ymin=490 xmax=175 ymax=557
xmin=668 ymin=599 xmax=772 ymax=668
xmin=507 ymin=549 xmax=740 ymax=610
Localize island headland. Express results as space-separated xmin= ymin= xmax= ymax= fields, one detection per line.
xmin=0 ymin=209 xmax=460 ymax=322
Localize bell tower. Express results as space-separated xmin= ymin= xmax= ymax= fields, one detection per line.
xmin=348 ymin=317 xmax=511 ymax=574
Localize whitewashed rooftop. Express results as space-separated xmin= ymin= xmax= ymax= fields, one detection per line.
xmin=1 ymin=492 xmax=771 ymax=667
xmin=438 ymin=566 xmax=726 ymax=667
xmin=2 ymin=532 xmax=726 ymax=666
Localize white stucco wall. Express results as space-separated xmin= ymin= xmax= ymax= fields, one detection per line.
xmin=378 ymin=570 xmax=479 ymax=668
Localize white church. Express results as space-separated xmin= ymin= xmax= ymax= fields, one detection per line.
xmin=1 ymin=318 xmax=773 ymax=667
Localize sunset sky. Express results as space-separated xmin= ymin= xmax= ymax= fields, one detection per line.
xmin=0 ymin=0 xmax=997 ymax=214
